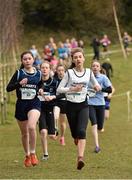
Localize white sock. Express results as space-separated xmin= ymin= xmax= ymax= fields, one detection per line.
xmin=30 ymin=150 xmax=35 ymax=154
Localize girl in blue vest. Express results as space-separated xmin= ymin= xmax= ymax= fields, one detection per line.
xmin=6 ymin=51 xmax=42 ymax=167
xmin=38 ymin=61 xmax=61 ymax=160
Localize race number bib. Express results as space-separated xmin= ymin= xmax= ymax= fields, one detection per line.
xmin=38 ymin=92 xmax=50 ymax=101
xmin=66 ymin=92 xmax=87 ymax=103
xmin=21 ymin=88 xmax=36 ymax=100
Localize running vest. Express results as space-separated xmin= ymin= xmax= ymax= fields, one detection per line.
xmin=66 ymin=68 xmax=91 ymax=103
xmin=17 ymin=68 xmax=41 ymax=100
xmin=38 ymin=77 xmax=58 ymax=102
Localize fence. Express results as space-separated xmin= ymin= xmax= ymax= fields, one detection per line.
xmin=0 ymin=62 xmax=20 ymax=124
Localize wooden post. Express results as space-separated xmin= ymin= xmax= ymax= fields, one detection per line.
xmin=0 ymin=63 xmax=4 ymax=124
xmin=112 ymin=0 xmax=127 ymax=60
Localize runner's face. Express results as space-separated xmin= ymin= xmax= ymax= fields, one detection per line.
xmin=91 ymin=62 xmax=101 ymax=74
xmin=72 ymin=52 xmax=85 ymax=67
xmin=57 ymin=67 xmax=65 ymax=78
xmin=40 ymin=63 xmax=50 ymax=76
xmin=21 ymin=53 xmax=34 ymax=69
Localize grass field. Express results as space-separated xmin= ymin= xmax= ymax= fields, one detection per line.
xmin=1 ymin=48 xmax=132 ymax=179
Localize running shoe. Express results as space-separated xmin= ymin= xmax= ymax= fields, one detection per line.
xmin=60 ymin=137 xmax=66 ymax=146
xmin=30 ymin=153 xmax=39 ymax=166
xmin=42 ymin=154 xmax=49 ymax=161
xmin=24 ymin=155 xmax=32 ymax=167
xmin=77 ymin=156 xmax=85 ymax=170
xmin=94 ymin=146 xmax=101 ymax=153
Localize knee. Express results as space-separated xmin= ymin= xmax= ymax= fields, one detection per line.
xmin=77 ymin=129 xmax=86 ymax=139
xmin=21 ymin=131 xmax=28 ymax=139
xmin=28 ymin=124 xmax=36 ymax=132
xmin=40 ymin=129 xmax=47 ymax=137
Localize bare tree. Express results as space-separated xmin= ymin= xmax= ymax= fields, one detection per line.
xmin=0 ymin=0 xmax=21 ymax=61
xmin=0 ymin=0 xmax=22 ymax=124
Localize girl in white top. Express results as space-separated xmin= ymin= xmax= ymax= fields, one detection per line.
xmin=57 ymin=47 xmax=101 ymax=170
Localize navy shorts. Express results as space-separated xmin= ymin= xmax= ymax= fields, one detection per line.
xmin=104 ymin=97 xmax=111 ymax=110
xmin=15 ymin=98 xmax=41 ymax=121
xmin=56 ymin=100 xmax=67 ymax=114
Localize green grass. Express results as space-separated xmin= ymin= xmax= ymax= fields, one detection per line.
xmin=1 ymin=49 xmax=132 ymax=179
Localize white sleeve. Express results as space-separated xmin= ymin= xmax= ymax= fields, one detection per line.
xmin=57 ymin=71 xmax=70 ymax=94
xmin=90 ymin=71 xmax=99 ymax=87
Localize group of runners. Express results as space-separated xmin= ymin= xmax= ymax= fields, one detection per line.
xmin=8 ymin=30 xmax=132 ymax=170
xmin=6 ymin=44 xmax=116 ymax=170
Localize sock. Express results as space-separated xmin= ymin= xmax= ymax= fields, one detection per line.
xmin=30 ymin=150 xmax=35 ymax=154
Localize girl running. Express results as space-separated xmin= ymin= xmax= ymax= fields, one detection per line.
xmin=6 ymin=51 xmax=42 ymax=167
xmin=54 ymin=64 xmax=67 ymax=146
xmin=57 ymin=47 xmax=101 ymax=170
xmin=38 ymin=61 xmax=61 ymax=160
xmin=88 ymin=61 xmax=112 ymax=153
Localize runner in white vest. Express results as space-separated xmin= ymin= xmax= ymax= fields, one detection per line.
xmin=57 ymin=47 xmax=101 ymax=170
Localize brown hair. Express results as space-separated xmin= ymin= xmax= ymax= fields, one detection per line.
xmin=20 ymin=51 xmax=34 ymax=69
xmin=40 ymin=60 xmax=51 ymax=69
xmin=69 ymin=47 xmax=84 ymax=68
xmin=20 ymin=51 xmax=34 ymax=61
xmin=71 ymin=47 xmax=84 ymax=59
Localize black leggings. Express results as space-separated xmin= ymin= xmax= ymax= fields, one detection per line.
xmin=89 ymin=105 xmax=105 ymax=130
xmin=66 ymin=101 xmax=89 ymax=139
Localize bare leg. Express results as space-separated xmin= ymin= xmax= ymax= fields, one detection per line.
xmin=40 ymin=129 xmax=48 ymax=155
xmin=17 ymin=120 xmax=30 ymax=156
xmin=105 ymin=109 xmax=110 ymax=120
xmin=91 ymin=124 xmax=99 ymax=147
xmin=53 ymin=106 xmax=60 ymax=133
xmin=77 ymin=139 xmax=86 ymax=170
xmin=77 ymin=139 xmax=86 ymax=157
xmin=60 ymin=114 xmax=66 ymax=137
xmin=59 ymin=114 xmax=66 ymax=145
xmin=28 ymin=109 xmax=40 ymax=153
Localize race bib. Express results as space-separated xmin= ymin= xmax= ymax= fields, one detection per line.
xmin=21 ymin=88 xmax=36 ymax=100
xmin=38 ymin=92 xmax=50 ymax=101
xmin=66 ymin=92 xmax=87 ymax=103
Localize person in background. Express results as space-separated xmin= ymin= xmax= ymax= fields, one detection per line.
xmin=6 ymin=51 xmax=42 ymax=167
xmin=78 ymin=40 xmax=84 ymax=49
xmin=91 ymin=37 xmax=100 ymax=60
xmin=101 ymin=58 xmax=113 ymax=80
xmin=103 ymin=85 xmax=115 ymax=120
xmin=122 ymin=32 xmax=132 ymax=56
xmin=54 ymin=64 xmax=67 ymax=146
xmin=48 ymin=37 xmax=57 ymax=56
xmin=100 ymin=67 xmax=115 ymax=121
xmin=71 ymin=38 xmax=78 ymax=48
xmin=100 ymin=34 xmax=111 ymax=59
xmin=33 ymin=55 xmax=42 ymax=70
xmin=64 ymin=38 xmax=72 ymax=56
xmin=43 ymin=45 xmax=53 ymax=62
xmin=57 ymin=47 xmax=101 ymax=170
xmin=88 ymin=61 xmax=112 ymax=153
xmin=29 ymin=44 xmax=40 ymax=59
xmin=50 ymin=55 xmax=59 ymax=77
xmin=57 ymin=41 xmax=68 ymax=60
